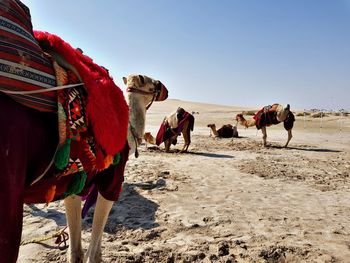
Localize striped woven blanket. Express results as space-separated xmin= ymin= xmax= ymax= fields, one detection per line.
xmin=0 ymin=0 xmax=57 ymax=112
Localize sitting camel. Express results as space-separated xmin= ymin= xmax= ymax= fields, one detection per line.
xmin=207 ymin=123 xmax=239 ymax=138
xmin=235 ymin=104 xmax=295 ymax=147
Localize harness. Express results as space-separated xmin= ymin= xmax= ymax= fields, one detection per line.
xmin=126 ymin=81 xmax=163 ymax=110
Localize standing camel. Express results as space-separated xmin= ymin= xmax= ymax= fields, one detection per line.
xmin=0 ymin=1 xmax=168 ymax=262
xmin=155 ymin=107 xmax=195 ymax=152
xmin=64 ymin=74 xmax=168 ymax=263
xmin=235 ymin=104 xmax=295 ymax=147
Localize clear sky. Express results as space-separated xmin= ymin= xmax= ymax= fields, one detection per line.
xmin=22 ymin=0 xmax=350 ymax=110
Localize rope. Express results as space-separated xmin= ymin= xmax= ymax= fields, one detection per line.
xmin=20 ymin=226 xmax=69 ymax=250
xmin=0 ymin=83 xmax=83 ymax=95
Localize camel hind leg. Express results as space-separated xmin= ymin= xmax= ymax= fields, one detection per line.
xmin=261 ymin=126 xmax=267 ymax=147
xmin=181 ymin=120 xmax=191 ymax=153
xmin=85 ymin=192 xmax=113 ymax=263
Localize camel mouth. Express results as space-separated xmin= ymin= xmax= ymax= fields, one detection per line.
xmin=155 ymin=83 xmax=168 ymax=101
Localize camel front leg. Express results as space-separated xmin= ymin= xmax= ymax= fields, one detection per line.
xmin=207 ymin=124 xmax=219 ymax=137
xmin=285 ymin=129 xmax=293 ymax=147
xmin=164 ymin=139 xmax=171 ymax=152
xmin=261 ymin=126 xmax=267 ymax=147
xmin=64 ymin=195 xmax=83 ymax=263
xmin=181 ymin=122 xmax=191 ymax=153
xmin=85 ymin=192 xmax=113 ymax=263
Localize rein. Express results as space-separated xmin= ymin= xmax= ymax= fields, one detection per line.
xmin=126 ymin=86 xmax=159 ymax=110
xmin=0 ymin=83 xmax=84 ymax=95
xmin=129 ymin=122 xmax=140 ymax=158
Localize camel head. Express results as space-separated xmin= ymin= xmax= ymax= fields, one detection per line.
xmin=207 ymin=123 xmax=216 ymax=129
xmin=123 ymin=74 xmax=168 ymax=109
xmin=143 ymin=132 xmax=156 ymax=145
xmin=235 ymin=113 xmax=245 ymax=122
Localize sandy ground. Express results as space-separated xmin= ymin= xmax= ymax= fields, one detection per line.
xmin=19 ymin=99 xmax=350 ymax=262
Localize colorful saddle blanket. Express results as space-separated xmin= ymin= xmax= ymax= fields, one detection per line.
xmin=253 ymin=105 xmax=281 ymax=130
xmin=0 ymin=0 xmax=57 ymax=112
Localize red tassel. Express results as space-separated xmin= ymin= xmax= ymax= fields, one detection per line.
xmin=45 ymin=185 xmax=56 ymax=204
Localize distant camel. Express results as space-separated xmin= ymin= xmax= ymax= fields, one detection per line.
xmin=236 ymin=104 xmax=295 ymax=147
xmin=207 ymin=124 xmax=238 ymax=138
xmin=155 ymin=107 xmax=195 ymax=152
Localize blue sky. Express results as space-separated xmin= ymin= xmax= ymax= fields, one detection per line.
xmin=22 ymin=0 xmax=350 ymax=110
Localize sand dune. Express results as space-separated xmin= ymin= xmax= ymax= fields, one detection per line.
xmin=19 ymin=99 xmax=350 ymax=262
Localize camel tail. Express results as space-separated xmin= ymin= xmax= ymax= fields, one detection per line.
xmin=189 ymin=114 xmax=195 ymax=131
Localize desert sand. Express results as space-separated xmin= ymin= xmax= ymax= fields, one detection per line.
xmin=18 ymin=99 xmax=350 ymax=263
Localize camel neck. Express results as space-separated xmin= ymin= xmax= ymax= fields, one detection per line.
xmin=239 ymin=118 xmax=256 ymax=128
xmin=127 ymin=95 xmax=147 ymax=157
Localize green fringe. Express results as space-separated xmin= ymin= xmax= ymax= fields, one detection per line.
xmin=64 ymin=171 xmax=87 ymax=197
xmin=113 ymin=153 xmax=121 ymax=166
xmin=54 ymin=138 xmax=71 ymax=170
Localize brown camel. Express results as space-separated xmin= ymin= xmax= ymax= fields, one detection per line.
xmin=207 ymin=124 xmax=238 ymax=138
xmin=235 ymin=104 xmax=295 ymax=147
xmin=150 ymin=107 xmax=195 ymax=152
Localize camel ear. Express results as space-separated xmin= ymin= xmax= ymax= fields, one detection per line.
xmin=138 ymin=75 xmax=145 ymax=85
xmin=123 ymin=77 xmax=127 ymax=85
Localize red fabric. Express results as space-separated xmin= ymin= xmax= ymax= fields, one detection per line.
xmin=34 ymin=31 xmax=129 ymax=156
xmin=156 ymin=122 xmax=167 ymax=146
xmin=0 ymin=92 xmax=59 ymax=263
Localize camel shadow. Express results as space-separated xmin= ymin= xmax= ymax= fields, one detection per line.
xmin=269 ymin=145 xmax=342 ymax=153
xmin=187 ymin=151 xmax=234 ymax=159
xmin=27 ymin=183 xmax=160 ymax=233
xmin=26 ymin=204 xmax=66 ymax=227
xmin=145 ymin=146 xmax=234 ymax=158
xmin=84 ymin=183 xmax=159 ymax=233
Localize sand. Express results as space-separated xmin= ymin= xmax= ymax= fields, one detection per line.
xmin=18 ymin=99 xmax=350 ymax=262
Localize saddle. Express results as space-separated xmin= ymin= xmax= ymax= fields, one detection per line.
xmin=253 ymin=104 xmax=289 ymax=130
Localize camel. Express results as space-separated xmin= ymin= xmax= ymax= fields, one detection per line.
xmin=63 ymin=74 xmax=167 ymax=263
xmin=207 ymin=123 xmax=239 ymax=138
xmin=143 ymin=108 xmax=195 ymax=152
xmin=0 ymin=1 xmax=168 ymax=262
xmin=235 ymin=104 xmax=295 ymax=147
xmin=154 ymin=107 xmax=195 ymax=152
